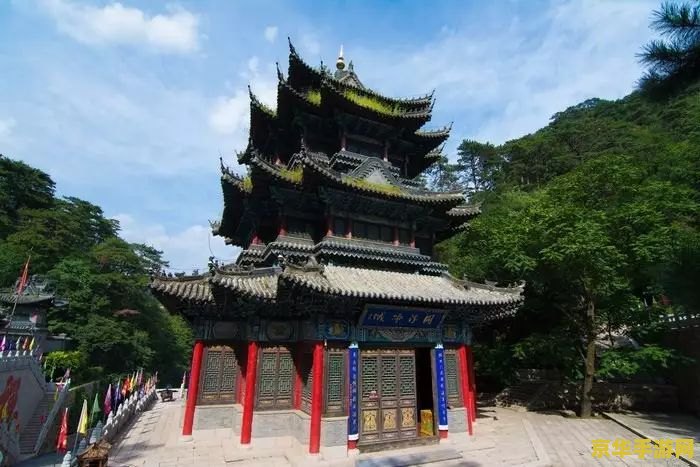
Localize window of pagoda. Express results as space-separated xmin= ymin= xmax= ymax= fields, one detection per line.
xmin=332 ymin=217 xmax=346 ymax=238
xmin=398 ymin=228 xmax=411 ymax=246
xmin=345 ymin=135 xmax=383 ymax=158
xmin=287 ymin=217 xmax=316 ymax=238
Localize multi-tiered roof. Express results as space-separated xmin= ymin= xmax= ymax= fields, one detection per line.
xmin=152 ymin=41 xmax=523 ymax=323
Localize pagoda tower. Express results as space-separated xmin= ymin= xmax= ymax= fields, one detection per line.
xmin=151 ymin=41 xmax=523 ymax=457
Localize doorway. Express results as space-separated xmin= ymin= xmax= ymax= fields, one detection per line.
xmin=415 ymin=347 xmax=435 ymax=437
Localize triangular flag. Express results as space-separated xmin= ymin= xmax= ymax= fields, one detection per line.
xmin=90 ymin=392 xmax=100 ymax=427
xmin=0 ymin=335 xmax=5 ymax=352
xmin=77 ymin=399 xmax=88 ymax=436
xmin=104 ymin=384 xmax=112 ymax=417
xmin=56 ymin=408 xmax=68 ymax=453
xmin=28 ymin=336 xmax=35 ymax=351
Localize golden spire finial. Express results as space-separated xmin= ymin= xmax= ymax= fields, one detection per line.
xmin=336 ymin=44 xmax=345 ymax=70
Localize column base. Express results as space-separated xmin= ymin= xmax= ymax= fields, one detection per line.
xmin=439 ymin=429 xmax=448 ymax=439
xmin=347 ymin=439 xmax=358 ymax=450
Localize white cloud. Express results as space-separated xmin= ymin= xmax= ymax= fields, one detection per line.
xmin=114 ymin=213 xmax=239 ymax=273
xmin=0 ymin=117 xmax=16 ymax=144
xmin=208 ymin=90 xmax=249 ymax=136
xmin=209 ymin=58 xmax=277 ymax=136
xmin=300 ymin=34 xmax=321 ymax=56
xmin=354 ymin=0 xmax=656 ymax=146
xmin=264 ymin=25 xmax=278 ymax=43
xmin=39 ymin=0 xmax=200 ymax=54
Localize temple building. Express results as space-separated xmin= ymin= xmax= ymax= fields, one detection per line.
xmin=0 ymin=276 xmax=71 ymax=353
xmin=151 ymin=41 xmax=523 ymax=458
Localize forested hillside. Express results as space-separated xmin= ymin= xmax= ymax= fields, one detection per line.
xmin=0 ymin=156 xmax=192 ymax=385
xmin=434 ymin=1 xmax=700 ymax=416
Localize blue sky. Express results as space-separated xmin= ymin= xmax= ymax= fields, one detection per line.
xmin=0 ymin=0 xmax=658 ymax=272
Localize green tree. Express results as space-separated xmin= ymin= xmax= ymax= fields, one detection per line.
xmin=443 ymin=155 xmax=698 ymax=416
xmin=425 ymin=154 xmax=461 ymax=191
xmin=639 ymin=1 xmax=700 ymax=94
xmin=0 ymin=155 xmax=55 ymax=239
xmin=456 ymin=140 xmax=499 ymax=193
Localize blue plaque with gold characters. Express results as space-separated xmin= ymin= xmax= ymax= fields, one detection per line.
xmin=360 ymin=305 xmax=446 ymax=330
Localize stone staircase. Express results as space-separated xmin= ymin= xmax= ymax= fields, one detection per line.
xmin=19 ymin=389 xmax=55 ymax=456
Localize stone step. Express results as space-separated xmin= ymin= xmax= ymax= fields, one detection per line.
xmin=356 ymin=448 xmax=462 ymax=467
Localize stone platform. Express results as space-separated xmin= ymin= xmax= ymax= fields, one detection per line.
xmin=105 ymin=400 xmax=694 ymax=466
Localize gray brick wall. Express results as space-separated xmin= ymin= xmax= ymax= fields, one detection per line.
xmin=448 ymin=407 xmax=467 ymax=433
xmin=251 ymin=410 xmax=293 ymax=438
xmin=292 ymin=411 xmax=310 ymax=445
xmin=321 ymin=416 xmax=347 ymax=447
xmin=194 ymin=405 xmax=237 ymax=430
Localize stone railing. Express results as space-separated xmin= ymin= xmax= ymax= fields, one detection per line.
xmin=0 ymin=351 xmax=47 ymax=391
xmin=33 ymin=378 xmax=71 ymax=454
xmin=60 ymin=385 xmax=158 ymax=466
xmin=663 ymin=309 xmax=700 ymax=330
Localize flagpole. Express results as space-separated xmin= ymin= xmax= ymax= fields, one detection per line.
xmin=8 ymin=254 xmax=31 ymax=327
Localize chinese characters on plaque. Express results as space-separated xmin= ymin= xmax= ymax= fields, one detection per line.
xmin=360 ymin=306 xmax=446 ymax=330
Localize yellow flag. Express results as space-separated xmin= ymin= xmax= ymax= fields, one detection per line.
xmin=77 ymin=399 xmax=88 ymax=435
xmin=29 ymin=337 xmax=35 ymax=350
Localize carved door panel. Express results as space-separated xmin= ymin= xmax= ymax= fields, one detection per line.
xmin=198 ymin=344 xmax=239 ymax=405
xmin=255 ymin=345 xmax=294 ymax=410
xmin=359 ymin=349 xmax=417 ymax=444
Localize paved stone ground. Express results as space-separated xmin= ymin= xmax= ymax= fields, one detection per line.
xmin=104 ymin=401 xmax=696 ymax=466
xmin=604 ymin=411 xmax=700 ymax=466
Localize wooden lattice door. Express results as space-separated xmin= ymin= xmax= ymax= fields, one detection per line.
xmin=359 ymin=349 xmax=417 ymax=444
xmin=255 ymin=345 xmax=294 ymax=410
xmin=198 ymin=344 xmax=239 ymax=405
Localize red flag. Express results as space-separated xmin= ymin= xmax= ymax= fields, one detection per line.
xmin=121 ymin=376 xmax=129 ymax=396
xmin=16 ymin=257 xmax=30 ymax=295
xmin=56 ymin=407 xmax=68 ymax=453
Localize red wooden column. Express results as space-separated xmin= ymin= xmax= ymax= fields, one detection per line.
xmin=309 ymin=342 xmax=324 ymax=454
xmin=466 ymin=346 xmax=477 ymax=423
xmin=182 ymin=340 xmax=204 ymax=436
xmin=240 ymin=341 xmax=259 ymax=445
xmin=457 ymin=345 xmax=473 ymax=436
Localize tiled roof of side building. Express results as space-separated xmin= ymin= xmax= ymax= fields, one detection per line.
xmin=0 ymin=292 xmax=54 ymax=305
xmin=150 ymin=275 xmax=213 ymax=303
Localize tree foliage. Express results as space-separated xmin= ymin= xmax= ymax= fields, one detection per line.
xmin=435 ymin=5 xmax=700 ymax=414
xmin=639 ymin=1 xmax=700 ymax=95
xmin=0 ymin=156 xmax=192 ymax=385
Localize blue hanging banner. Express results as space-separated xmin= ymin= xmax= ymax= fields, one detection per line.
xmin=434 ymin=344 xmax=448 ymax=431
xmin=347 ymin=342 xmax=359 ymax=442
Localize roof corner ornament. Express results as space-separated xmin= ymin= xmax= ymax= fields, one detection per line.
xmin=513 ymin=280 xmax=526 ymax=294
xmin=336 ymin=44 xmax=345 ymax=70
xmin=277 ymin=254 xmax=287 ymax=270
xmin=303 ymin=255 xmax=324 ymax=274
